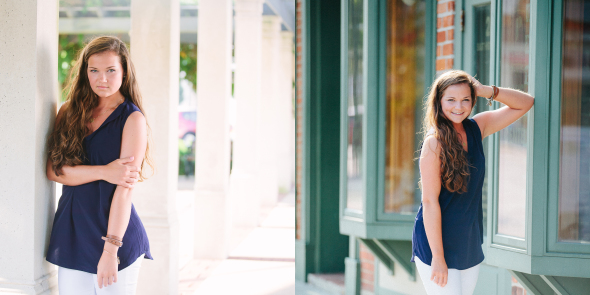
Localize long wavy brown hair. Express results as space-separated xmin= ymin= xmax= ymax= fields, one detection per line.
xmin=47 ymin=36 xmax=155 ymax=181
xmin=421 ymin=70 xmax=477 ymax=193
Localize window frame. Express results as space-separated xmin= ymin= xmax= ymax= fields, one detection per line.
xmin=546 ymin=0 xmax=590 ymax=256
xmin=485 ymin=0 xmax=590 ymax=278
xmin=339 ymin=0 xmax=437 ymax=240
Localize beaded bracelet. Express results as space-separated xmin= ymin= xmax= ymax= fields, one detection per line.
xmin=486 ymin=85 xmax=500 ymax=106
xmin=103 ymin=249 xmax=120 ymax=264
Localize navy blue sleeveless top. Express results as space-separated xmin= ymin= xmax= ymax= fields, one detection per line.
xmin=46 ymin=99 xmax=153 ymax=274
xmin=411 ymin=118 xmax=485 ymax=270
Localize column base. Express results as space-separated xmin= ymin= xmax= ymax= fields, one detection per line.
xmin=0 ymin=269 xmax=57 ymax=295
xmin=136 ymin=216 xmax=179 ymax=295
xmin=229 ymin=171 xmax=261 ymax=228
xmin=194 ymin=189 xmax=230 ymax=259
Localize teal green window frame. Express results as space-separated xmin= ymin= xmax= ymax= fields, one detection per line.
xmin=485 ymin=0 xmax=590 ymax=278
xmin=339 ymin=0 xmax=437 ymax=240
xmin=487 ymin=0 xmax=529 ymax=251
xmin=546 ymin=0 xmax=590 ymax=257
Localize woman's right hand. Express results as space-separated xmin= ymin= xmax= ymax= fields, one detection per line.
xmin=430 ymin=256 xmax=448 ymax=287
xmin=102 ymin=156 xmax=139 ymax=188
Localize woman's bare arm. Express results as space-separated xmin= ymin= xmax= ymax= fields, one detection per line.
xmin=470 ymin=77 xmax=535 ymax=139
xmin=46 ymin=101 xmax=138 ymax=187
xmin=420 ymin=135 xmax=448 ymax=287
xmin=47 ymin=157 xmax=137 ymax=188
xmin=97 ymin=111 xmax=147 ymax=288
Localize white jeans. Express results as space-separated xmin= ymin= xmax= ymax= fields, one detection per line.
xmin=58 ymin=254 xmax=144 ymax=295
xmin=415 ymin=256 xmax=480 ymax=295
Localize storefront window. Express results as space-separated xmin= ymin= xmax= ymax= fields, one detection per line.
xmin=383 ymin=0 xmax=425 ymax=213
xmin=558 ymin=0 xmax=590 ymax=243
xmin=473 ymin=5 xmax=491 ymax=237
xmin=497 ymin=0 xmax=529 ymax=239
xmin=347 ymin=0 xmax=364 ymax=212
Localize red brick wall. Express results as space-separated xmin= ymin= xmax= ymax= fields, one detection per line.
xmin=360 ymin=243 xmax=375 ymax=293
xmin=436 ymin=0 xmax=456 ymax=72
xmin=295 ymin=0 xmax=302 ymax=241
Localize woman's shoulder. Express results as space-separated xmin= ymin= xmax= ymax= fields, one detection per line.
xmin=122 ymin=99 xmax=143 ymax=116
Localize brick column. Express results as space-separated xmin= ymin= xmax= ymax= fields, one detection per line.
xmin=193 ymin=0 xmax=233 ymax=259
xmin=0 ymin=0 xmax=59 ymax=293
xmin=130 ymin=0 xmax=180 ymax=293
xmin=295 ymin=0 xmax=303 ymax=243
xmin=359 ymin=243 xmax=376 ymax=294
xmin=436 ymin=0 xmax=456 ymax=74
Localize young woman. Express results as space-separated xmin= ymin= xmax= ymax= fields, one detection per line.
xmin=411 ymin=70 xmax=534 ymax=294
xmin=45 ymin=36 xmax=154 ymax=294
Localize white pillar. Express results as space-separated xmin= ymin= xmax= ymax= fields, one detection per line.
xmin=278 ymin=30 xmax=295 ymax=192
xmin=259 ymin=16 xmax=282 ymax=208
xmin=230 ymin=0 xmax=264 ymax=228
xmin=130 ymin=0 xmax=180 ymax=294
xmin=193 ymin=0 xmax=232 ymax=259
xmin=0 ymin=0 xmax=58 ymax=294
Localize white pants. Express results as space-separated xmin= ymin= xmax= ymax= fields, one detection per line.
xmin=58 ymin=254 xmax=144 ymax=295
xmin=415 ymin=256 xmax=480 ymax=295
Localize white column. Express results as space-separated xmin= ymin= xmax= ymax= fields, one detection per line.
xmin=278 ymin=30 xmax=295 ymax=192
xmin=259 ymin=16 xmax=282 ymax=208
xmin=193 ymin=0 xmax=232 ymax=259
xmin=230 ymin=0 xmax=264 ymax=228
xmin=0 ymin=0 xmax=58 ymax=294
xmin=130 ymin=0 xmax=180 ymax=294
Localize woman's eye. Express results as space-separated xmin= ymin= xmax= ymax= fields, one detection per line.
xmin=108 ymin=69 xmax=115 ymax=72
xmin=90 ymin=69 xmax=97 ymax=73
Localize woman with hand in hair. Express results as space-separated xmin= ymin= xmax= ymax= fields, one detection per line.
xmin=411 ymin=70 xmax=534 ymax=294
xmin=46 ymin=36 xmax=154 ymax=294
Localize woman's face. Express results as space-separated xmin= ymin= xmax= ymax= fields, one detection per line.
xmin=440 ymin=83 xmax=473 ymax=125
xmin=87 ymin=51 xmax=124 ymax=99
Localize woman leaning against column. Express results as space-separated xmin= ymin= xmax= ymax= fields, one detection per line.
xmin=411 ymin=70 xmax=534 ymax=295
xmin=45 ymin=36 xmax=154 ymax=294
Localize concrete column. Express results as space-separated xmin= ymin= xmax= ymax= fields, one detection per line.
xmin=0 ymin=1 xmax=58 ymax=294
xmin=259 ymin=16 xmax=282 ymax=208
xmin=278 ymin=31 xmax=295 ymax=192
xmin=193 ymin=0 xmax=232 ymax=259
xmin=230 ymin=0 xmax=264 ymax=228
xmin=130 ymin=0 xmax=180 ymax=294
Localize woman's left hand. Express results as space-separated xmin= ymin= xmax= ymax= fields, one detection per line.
xmin=97 ymin=251 xmax=118 ymax=288
xmin=466 ymin=74 xmax=492 ymax=98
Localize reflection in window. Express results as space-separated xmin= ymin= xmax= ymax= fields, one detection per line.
xmin=473 ymin=5 xmax=491 ymax=237
xmin=383 ymin=0 xmax=425 ymax=213
xmin=559 ymin=0 xmax=590 ymax=242
xmin=347 ymin=0 xmax=364 ymax=212
xmin=497 ymin=0 xmax=529 ymax=239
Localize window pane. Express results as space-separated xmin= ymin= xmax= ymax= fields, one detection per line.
xmin=383 ymin=0 xmax=425 ymax=213
xmin=497 ymin=0 xmax=529 ymax=239
xmin=558 ymin=0 xmax=590 ymax=243
xmin=347 ymin=0 xmax=364 ymax=212
xmin=473 ymin=4 xmax=491 ymax=237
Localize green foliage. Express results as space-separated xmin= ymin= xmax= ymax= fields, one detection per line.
xmin=180 ymin=43 xmax=198 ymax=91
xmin=58 ymin=34 xmax=86 ymax=103
xmin=178 ymin=139 xmax=195 ymax=176
xmin=59 ymin=0 xmax=131 ymax=8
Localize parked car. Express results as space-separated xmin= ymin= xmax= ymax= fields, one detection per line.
xmin=179 ymin=111 xmax=196 ymax=147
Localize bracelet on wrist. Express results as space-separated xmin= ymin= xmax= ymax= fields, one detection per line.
xmin=486 ymin=85 xmax=499 ymax=106
xmin=103 ymin=249 xmax=120 ymax=264
xmin=102 ymin=235 xmax=123 ymax=247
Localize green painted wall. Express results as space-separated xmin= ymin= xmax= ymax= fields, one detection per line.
xmin=296 ymin=0 xmax=349 ymax=282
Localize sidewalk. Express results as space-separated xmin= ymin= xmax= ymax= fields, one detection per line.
xmin=191 ymin=193 xmax=296 ymax=295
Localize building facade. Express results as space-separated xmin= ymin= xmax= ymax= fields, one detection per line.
xmin=296 ymin=0 xmax=590 ymax=294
